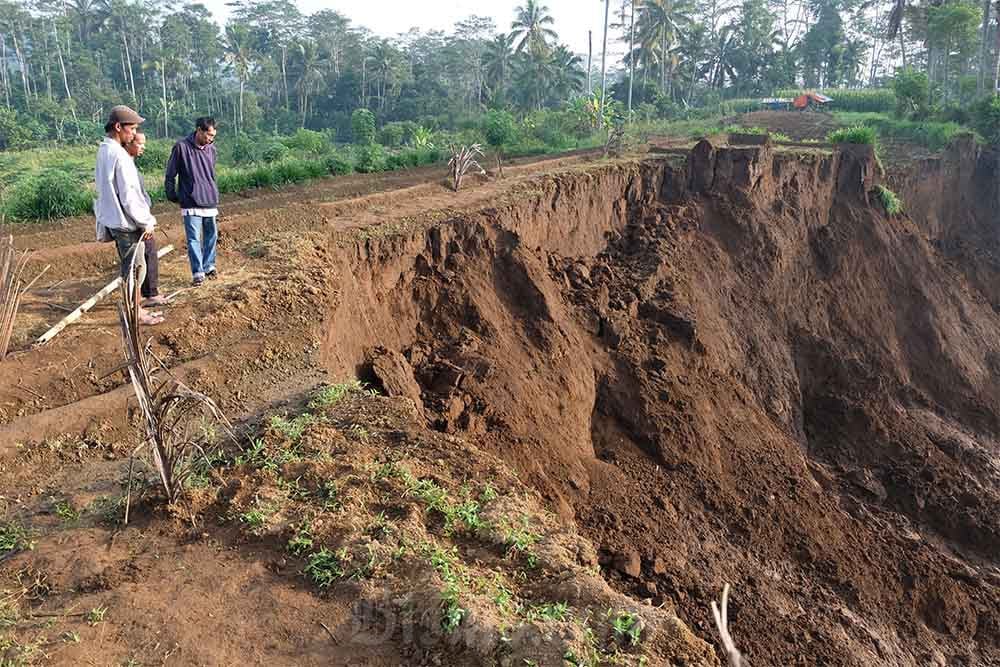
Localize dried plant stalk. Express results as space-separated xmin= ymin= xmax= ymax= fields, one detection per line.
xmin=448 ymin=144 xmax=487 ymax=192
xmin=711 ymin=583 xmax=743 ymax=667
xmin=1 ymin=235 xmax=48 ymax=361
xmin=604 ymin=123 xmax=626 ymax=158
xmin=117 ymin=240 xmax=232 ymax=506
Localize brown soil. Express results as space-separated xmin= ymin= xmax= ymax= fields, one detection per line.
xmin=3 ymin=137 xmax=1000 ymax=666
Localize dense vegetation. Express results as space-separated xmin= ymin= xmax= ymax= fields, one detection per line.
xmin=0 ymin=0 xmax=997 ymax=221
xmin=0 ymin=0 xmax=996 ymax=146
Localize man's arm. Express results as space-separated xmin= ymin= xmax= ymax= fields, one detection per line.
xmin=115 ymin=157 xmax=157 ymax=231
xmin=164 ymin=143 xmax=180 ymax=203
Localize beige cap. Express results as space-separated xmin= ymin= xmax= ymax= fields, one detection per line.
xmin=107 ymin=105 xmax=145 ymax=126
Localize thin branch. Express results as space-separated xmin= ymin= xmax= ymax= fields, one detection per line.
xmin=711 ymin=583 xmax=743 ymax=667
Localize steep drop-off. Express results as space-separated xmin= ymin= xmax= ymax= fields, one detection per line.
xmin=316 ymin=143 xmax=1000 ymax=665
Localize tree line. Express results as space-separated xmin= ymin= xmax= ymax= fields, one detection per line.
xmin=0 ymin=0 xmax=997 ymax=148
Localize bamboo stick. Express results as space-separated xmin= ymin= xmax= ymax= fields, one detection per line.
xmin=34 ymin=244 xmax=174 ymax=346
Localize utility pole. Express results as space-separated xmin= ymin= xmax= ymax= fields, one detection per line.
xmin=587 ymin=30 xmax=593 ymax=93
xmin=628 ymin=0 xmax=635 ymax=119
xmin=600 ymin=0 xmax=610 ymax=126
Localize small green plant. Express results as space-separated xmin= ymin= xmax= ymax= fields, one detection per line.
xmin=237 ymin=497 xmax=278 ymax=533
xmin=87 ymin=606 xmax=108 ymax=626
xmin=277 ymin=476 xmax=310 ymax=501
xmin=47 ymin=496 xmax=81 ymax=524
xmin=310 ymin=381 xmax=371 ymax=410
xmin=874 ymin=185 xmax=903 ymax=215
xmin=0 ymin=522 xmax=35 ymax=554
xmin=61 ymin=630 xmax=82 ymax=643
xmin=287 ymin=522 xmax=315 ymax=556
xmin=410 ymin=125 xmax=434 ymax=149
xmin=480 ymin=484 xmax=499 ymax=503
xmin=453 ymin=499 xmax=482 ymax=531
xmin=304 ymin=547 xmax=347 ymax=588
xmin=610 ymin=611 xmax=642 ymax=647
xmin=316 ymin=480 xmax=342 ymax=511
xmin=500 ymin=517 xmax=540 ymax=567
xmin=525 ymin=601 xmax=570 ymax=622
xmin=269 ymin=413 xmax=315 ymax=442
xmin=827 ymin=125 xmax=878 ymax=146
xmin=366 ymin=511 xmax=392 ymax=537
xmin=424 ymin=543 xmax=467 ymax=633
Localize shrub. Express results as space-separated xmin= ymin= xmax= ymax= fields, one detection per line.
xmin=4 ymin=169 xmax=92 ymax=221
xmin=874 ymin=185 xmax=903 ymax=215
xmin=379 ymin=122 xmax=407 ymax=148
xmin=385 ymin=152 xmax=409 ymax=171
xmin=355 ymin=144 xmax=386 ymax=173
xmin=135 ymin=139 xmax=171 ymax=172
xmin=351 ymin=108 xmax=376 ymax=145
xmin=283 ymin=128 xmax=329 ymax=154
xmin=217 ymin=169 xmax=252 ymax=194
xmin=827 ymin=125 xmax=878 ymax=145
xmin=891 ymin=69 xmax=930 ymax=118
xmin=971 ymin=95 xmax=1000 ymax=144
xmin=0 ymin=108 xmax=37 ymax=150
xmin=410 ymin=126 xmax=434 ymax=149
xmin=325 ymin=152 xmax=354 ymax=175
xmin=483 ymin=110 xmax=517 ymax=152
xmin=228 ymin=134 xmax=262 ymax=165
xmin=261 ymin=141 xmax=289 ymax=163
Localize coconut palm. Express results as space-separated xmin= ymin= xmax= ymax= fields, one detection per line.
xmin=551 ymin=45 xmax=586 ymax=100
xmin=485 ymin=32 xmax=517 ymax=103
xmin=511 ymin=0 xmax=558 ymax=54
xmin=636 ymin=0 xmax=694 ymax=97
xmin=223 ymin=23 xmax=256 ymax=131
xmin=295 ymin=40 xmax=328 ymax=126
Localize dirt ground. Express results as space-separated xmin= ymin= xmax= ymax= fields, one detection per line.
xmin=3 ymin=120 xmax=1000 ymax=666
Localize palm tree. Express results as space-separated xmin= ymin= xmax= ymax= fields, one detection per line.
xmin=223 ymin=24 xmax=256 ymax=132
xmin=511 ymin=1 xmax=558 ymax=55
xmin=551 ymin=45 xmax=585 ymax=100
xmin=513 ymin=48 xmax=555 ymax=109
xmin=485 ymin=32 xmax=516 ymax=103
xmin=65 ymin=0 xmax=111 ymax=44
xmin=295 ymin=40 xmax=327 ymax=126
xmin=636 ymin=0 xmax=694 ymax=98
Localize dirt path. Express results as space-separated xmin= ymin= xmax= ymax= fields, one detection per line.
xmin=0 ymin=151 xmax=595 ymax=447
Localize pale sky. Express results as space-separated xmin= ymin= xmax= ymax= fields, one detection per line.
xmin=201 ymin=0 xmax=628 ymax=61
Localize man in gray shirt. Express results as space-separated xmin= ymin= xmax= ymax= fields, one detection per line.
xmin=94 ymin=105 xmax=164 ymax=325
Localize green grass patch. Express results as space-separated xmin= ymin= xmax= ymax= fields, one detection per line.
xmin=874 ymin=185 xmax=903 ymax=215
xmin=304 ymin=547 xmax=348 ymax=588
xmin=0 ymin=522 xmax=35 ymax=554
xmin=827 ymin=125 xmax=878 ymax=146
xmin=833 ymin=112 xmax=975 ymax=151
xmin=309 ymin=381 xmax=372 ymax=410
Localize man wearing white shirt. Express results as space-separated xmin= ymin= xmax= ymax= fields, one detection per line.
xmin=94 ymin=105 xmax=164 ymax=326
xmin=165 ymin=117 xmax=219 ymax=287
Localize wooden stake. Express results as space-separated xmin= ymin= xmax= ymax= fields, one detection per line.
xmin=34 ymin=244 xmax=174 ymax=346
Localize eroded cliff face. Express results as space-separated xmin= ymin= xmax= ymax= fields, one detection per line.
xmin=318 ymin=142 xmax=1000 ymax=665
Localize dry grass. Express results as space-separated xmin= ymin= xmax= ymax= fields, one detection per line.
xmin=1 ymin=234 xmax=48 ymax=360
xmin=448 ymin=144 xmax=487 ymax=192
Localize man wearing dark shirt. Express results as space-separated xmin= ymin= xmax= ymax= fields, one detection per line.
xmin=165 ymin=117 xmax=219 ymax=287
